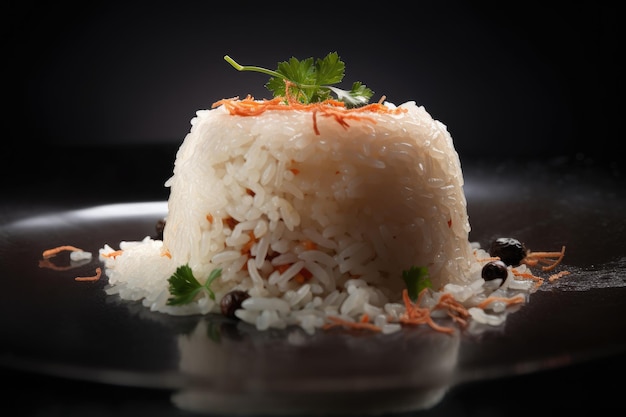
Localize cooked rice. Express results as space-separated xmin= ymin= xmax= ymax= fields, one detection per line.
xmin=100 ymin=100 xmax=510 ymax=334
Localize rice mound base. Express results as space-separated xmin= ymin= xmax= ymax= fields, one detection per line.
xmin=100 ymin=100 xmax=531 ymax=335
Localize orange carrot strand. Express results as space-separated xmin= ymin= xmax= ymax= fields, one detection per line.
xmin=42 ymin=245 xmax=84 ymax=259
xmin=476 ymin=294 xmax=525 ymax=310
xmin=211 ymin=96 xmax=407 ymax=136
xmin=75 ymin=267 xmax=102 ymax=282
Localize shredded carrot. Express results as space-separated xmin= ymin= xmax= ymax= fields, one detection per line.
xmin=399 ymin=289 xmax=455 ymax=334
xmin=399 ymin=288 xmax=429 ymax=322
xmin=271 ymin=262 xmax=314 ymax=283
xmin=549 ymin=270 xmax=571 ymax=282
xmin=476 ymin=294 xmax=526 ymax=310
xmin=224 ymin=217 xmax=238 ymax=229
xmin=511 ymin=268 xmax=545 ymax=288
xmin=74 ymin=267 xmax=102 ymax=282
xmin=41 ymin=245 xmax=98 ymax=277
xmin=301 ymin=239 xmax=317 ymax=251
xmin=101 ymin=250 xmax=123 ymax=259
xmin=522 ymin=246 xmax=566 ymax=272
xmin=161 ymin=249 xmax=172 ymax=258
xmin=433 ymin=293 xmax=471 ymax=326
xmin=206 ymin=213 xmax=214 ymax=224
xmin=212 ymin=94 xmax=407 ymax=136
xmin=42 ymin=245 xmax=84 ymax=259
xmin=323 ymin=315 xmax=382 ymax=332
xmin=41 ymin=245 xmax=103 ymax=283
xmin=294 ymin=268 xmax=313 ymax=284
xmin=275 ymin=264 xmax=291 ymax=274
xmin=240 ymin=231 xmax=257 ymax=254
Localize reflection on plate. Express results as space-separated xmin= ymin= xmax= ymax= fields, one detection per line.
xmin=1 ymin=159 xmax=625 ymax=415
xmin=173 ymin=317 xmax=461 ymax=415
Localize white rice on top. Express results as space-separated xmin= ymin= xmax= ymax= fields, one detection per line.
xmin=100 ymin=100 xmax=533 ymax=334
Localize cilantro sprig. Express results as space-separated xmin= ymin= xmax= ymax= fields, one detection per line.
xmin=224 ymin=52 xmax=374 ymax=108
xmin=402 ymin=266 xmax=432 ymax=301
xmin=166 ymin=265 xmax=222 ymax=306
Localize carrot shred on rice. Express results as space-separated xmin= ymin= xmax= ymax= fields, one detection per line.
xmin=101 ymin=250 xmax=123 ymax=259
xmin=512 ymin=268 xmax=545 ymax=288
xmin=399 ymin=289 xmax=456 ymax=334
xmin=212 ymin=90 xmax=407 ymax=136
xmin=433 ymin=293 xmax=471 ymax=327
xmin=476 ymin=294 xmax=526 ymax=310
xmin=240 ymin=231 xmax=256 ymax=254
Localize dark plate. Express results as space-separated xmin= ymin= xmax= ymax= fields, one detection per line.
xmin=1 ymin=155 xmax=625 ymax=415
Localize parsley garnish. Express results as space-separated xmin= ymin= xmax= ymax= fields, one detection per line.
xmin=224 ymin=52 xmax=374 ymax=108
xmin=166 ymin=265 xmax=222 ymax=306
xmin=402 ymin=266 xmax=432 ymax=301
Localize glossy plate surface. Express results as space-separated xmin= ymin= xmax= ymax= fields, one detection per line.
xmin=1 ymin=156 xmax=625 ymax=415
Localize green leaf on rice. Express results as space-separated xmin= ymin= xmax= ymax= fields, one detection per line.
xmin=402 ymin=266 xmax=432 ymax=301
xmin=167 ymin=264 xmax=222 ymax=305
xmin=224 ymin=52 xmax=374 ymax=108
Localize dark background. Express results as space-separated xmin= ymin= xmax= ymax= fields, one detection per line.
xmin=4 ymin=1 xmax=620 ymax=161
xmin=2 ymin=2 xmax=625 ymax=416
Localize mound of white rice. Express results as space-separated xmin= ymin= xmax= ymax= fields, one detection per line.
xmin=100 ymin=100 xmax=530 ymax=334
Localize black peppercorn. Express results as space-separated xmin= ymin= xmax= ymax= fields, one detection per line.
xmin=489 ymin=237 xmax=527 ymax=266
xmin=220 ymin=290 xmax=250 ymax=318
xmin=481 ymin=260 xmax=509 ymax=281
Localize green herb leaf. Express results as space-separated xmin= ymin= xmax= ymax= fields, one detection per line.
xmin=313 ymin=52 xmax=344 ymax=85
xmin=204 ymin=268 xmax=222 ymax=300
xmin=328 ymin=82 xmax=372 ymax=108
xmin=224 ymin=53 xmax=374 ymax=107
xmin=166 ymin=265 xmax=222 ymax=306
xmin=402 ymin=266 xmax=432 ymax=301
